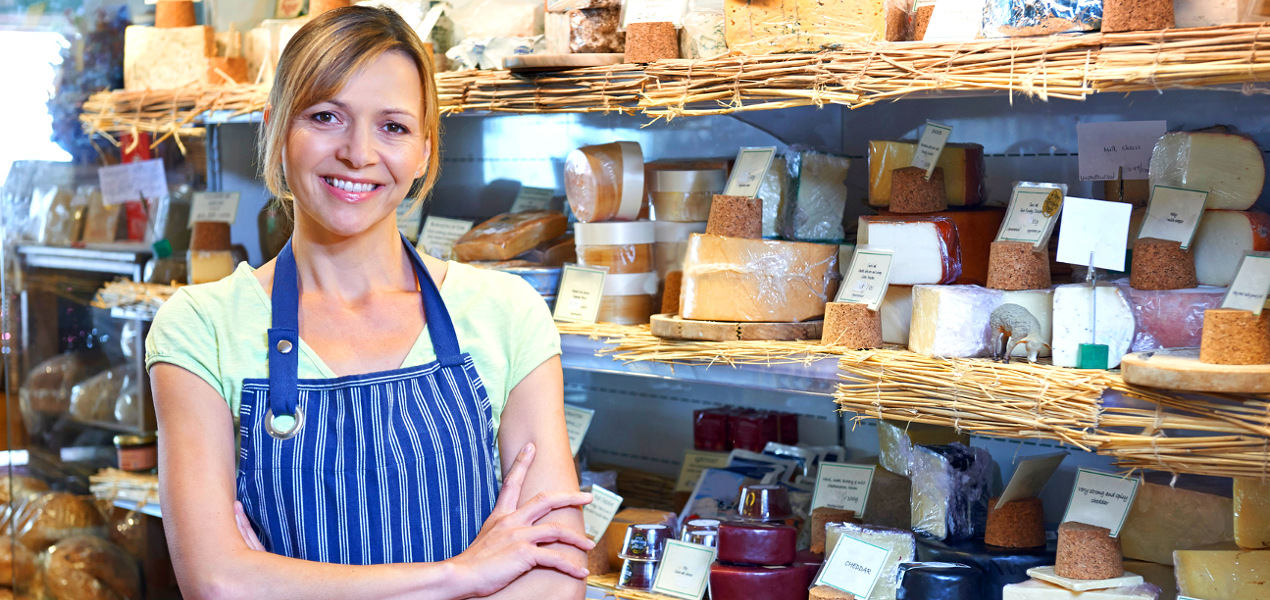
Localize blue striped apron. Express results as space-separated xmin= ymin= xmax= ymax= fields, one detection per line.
xmin=236 ymin=236 xmax=500 ymax=565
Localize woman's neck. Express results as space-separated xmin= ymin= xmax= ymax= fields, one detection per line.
xmin=290 ymin=216 xmax=415 ymax=301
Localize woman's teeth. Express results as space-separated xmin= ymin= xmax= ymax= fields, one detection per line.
xmin=325 ymin=177 xmax=377 ymax=193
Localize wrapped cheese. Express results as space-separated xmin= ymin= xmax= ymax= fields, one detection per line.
xmin=982 ymin=0 xmax=1103 ymax=37
xmin=724 ymin=0 xmax=912 ymax=54
xmin=909 ymin=443 xmax=994 ymax=542
xmin=1191 ymin=210 xmax=1270 ymax=287
xmin=1119 ymin=283 xmax=1226 ymax=352
xmin=454 ymin=211 xmax=569 ymax=262
xmin=878 ymin=420 xmax=969 ymax=478
xmin=857 ymin=215 xmax=963 ymax=285
xmin=647 ymin=168 xmax=726 ymax=222
xmin=759 ymin=156 xmax=791 ymax=239
xmin=575 ymin=221 xmax=656 ymax=274
xmin=868 ymin=141 xmax=987 ymax=207
xmin=565 ymin=142 xmax=645 ymax=222
xmin=824 ymin=522 xmax=917 ymax=600
xmin=1051 ymin=283 xmax=1135 ymax=369
xmin=784 ymin=150 xmax=850 ymax=242
xmin=1149 ymin=132 xmax=1265 ymax=211
xmin=908 ymin=285 xmax=1055 ymax=359
xmin=679 ymin=234 xmax=841 ymax=322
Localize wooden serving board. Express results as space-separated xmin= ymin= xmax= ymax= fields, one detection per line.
xmin=650 ymin=313 xmax=823 ymax=342
xmin=1120 ymin=348 xmax=1270 ymax=394
xmin=503 ymin=53 xmax=624 ymax=72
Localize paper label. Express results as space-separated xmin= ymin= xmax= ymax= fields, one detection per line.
xmin=722 ymin=147 xmax=776 ymax=198
xmin=510 ymin=186 xmax=555 ymax=213
xmin=623 ymin=0 xmax=689 ymax=27
xmin=922 ymin=0 xmax=987 ymax=41
xmin=998 ymin=452 xmax=1068 ymax=505
xmin=417 ymin=217 xmax=473 ymax=261
xmin=811 ymin=462 xmax=875 ymax=515
xmin=1056 ymin=197 xmax=1134 ymax=272
xmin=1221 ymin=253 xmax=1270 ymax=315
xmin=563 ymin=404 xmax=595 ymax=457
xmin=1137 ymin=186 xmax=1207 ymax=249
xmin=835 ymin=249 xmax=893 ymax=310
xmin=910 ymin=122 xmax=953 ymax=177
xmin=999 ymin=185 xmax=1062 ymax=249
xmin=1076 ymin=121 xmax=1167 ymax=182
xmin=815 ymin=533 xmax=890 ymax=597
xmin=651 ymin=540 xmax=715 ymax=600
xmin=674 ymin=450 xmax=732 ymax=492
xmin=583 ymin=484 xmax=623 ymax=542
xmin=397 ymin=200 xmax=424 ymax=242
xmin=1061 ymin=468 xmax=1140 ymax=537
xmin=190 ymin=192 xmax=240 ymax=226
xmin=98 ymin=159 xmax=168 ymax=206
xmin=553 ymin=265 xmax=608 ymax=324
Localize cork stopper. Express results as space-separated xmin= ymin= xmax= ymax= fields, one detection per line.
xmin=913 ymin=4 xmax=935 ymax=40
xmin=811 ymin=507 xmax=858 ymax=554
xmin=662 ymin=270 xmax=683 ymax=315
xmin=822 ymin=302 xmax=883 ymax=349
xmin=1102 ymin=0 xmax=1175 ymax=33
xmin=207 ymin=57 xmax=248 ymax=85
xmin=1130 ymin=237 xmax=1197 ymax=290
xmin=706 ymin=195 xmax=763 ymax=239
xmin=155 ymin=0 xmax=197 ymax=28
xmin=810 ymin=585 xmax=856 ymax=599
xmin=986 ymin=241 xmax=1051 ymax=290
xmin=1055 ymin=521 xmax=1123 ymax=580
xmin=587 ymin=533 xmax=612 ymax=576
xmin=1200 ymin=308 xmax=1270 ymax=365
xmin=890 ymin=166 xmax=948 ymax=214
xmin=190 ymin=222 xmax=232 ymax=251
xmin=624 ymin=21 xmax=679 ymax=63
xmin=984 ymin=497 xmax=1046 ymax=549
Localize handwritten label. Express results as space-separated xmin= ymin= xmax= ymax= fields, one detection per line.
xmin=812 ymin=463 xmax=876 ymax=515
xmin=510 ymin=186 xmax=555 ymax=213
xmin=1138 ymin=186 xmax=1208 ymax=249
xmin=674 ymin=450 xmax=732 ymax=492
xmin=815 ymin=533 xmax=890 ymax=598
xmin=190 ymin=192 xmax=240 ymax=226
xmin=1056 ymin=197 xmax=1134 ymax=272
xmin=1221 ymin=253 xmax=1270 ymax=315
xmin=583 ymin=484 xmax=623 ymax=542
xmin=651 ymin=540 xmax=715 ymax=600
xmin=98 ymin=159 xmax=168 ymax=206
xmin=998 ymin=184 xmax=1063 ymax=249
xmin=922 ymin=0 xmax=987 ymax=41
xmin=417 ymin=216 xmax=473 ymax=261
xmin=910 ymin=121 xmax=953 ymax=177
xmin=563 ymin=404 xmax=595 ymax=457
xmin=723 ymin=147 xmax=776 ymax=198
xmin=553 ymin=265 xmax=607 ymax=323
xmin=397 ymin=200 xmax=424 ymax=241
xmin=623 ymin=0 xmax=690 ymax=27
xmin=1061 ymin=468 xmax=1140 ymax=537
xmin=835 ymin=248 xmax=893 ymax=310
xmin=998 ymin=452 xmax=1067 ymax=505
xmin=1076 ymin=121 xmax=1167 ymax=181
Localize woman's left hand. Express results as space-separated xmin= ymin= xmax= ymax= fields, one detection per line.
xmin=235 ymin=501 xmax=267 ymax=552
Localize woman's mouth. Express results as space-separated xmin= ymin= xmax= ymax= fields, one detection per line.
xmin=322 ymin=176 xmax=383 ymax=201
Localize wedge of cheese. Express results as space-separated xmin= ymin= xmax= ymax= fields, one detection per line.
xmin=878 ymin=420 xmax=969 ymax=478
xmin=1191 ymin=210 xmax=1270 ymax=287
xmin=881 ymin=285 xmax=915 ymax=345
xmin=785 ymin=150 xmax=850 ymax=242
xmin=1051 ymin=284 xmax=1135 ymax=369
xmin=1121 ymin=481 xmax=1235 ymax=565
xmin=909 ymin=285 xmax=1004 ymax=358
xmin=1235 ymin=478 xmax=1270 ymax=550
xmin=858 ymin=215 xmax=963 ymax=285
xmin=759 ymin=156 xmax=791 ymax=239
xmin=725 ymin=0 xmax=906 ymax=55
xmin=1149 ymin=132 xmax=1265 ymax=211
xmin=679 ymin=234 xmax=841 ymax=322
xmin=1174 ymin=543 xmax=1270 ymax=600
xmin=825 ymin=522 xmax=917 ymax=600
xmin=909 ymin=443 xmax=994 ymax=542
xmin=868 ymin=141 xmax=987 ymax=207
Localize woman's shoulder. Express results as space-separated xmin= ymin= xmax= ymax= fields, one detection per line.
xmin=153 ymin=263 xmax=264 ymax=329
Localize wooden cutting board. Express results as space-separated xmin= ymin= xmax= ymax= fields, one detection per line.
xmin=1120 ymin=348 xmax=1270 ymax=394
xmin=650 ymin=313 xmax=823 ymax=342
xmin=503 ymin=53 xmax=625 ymax=73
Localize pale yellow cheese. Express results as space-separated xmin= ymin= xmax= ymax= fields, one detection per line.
xmin=188 ymin=251 xmax=235 ymax=285
xmin=1121 ymin=481 xmax=1234 ymax=565
xmin=124 ymin=25 xmax=214 ymax=90
xmin=724 ymin=0 xmax=902 ymax=55
xmin=868 ymin=141 xmax=985 ymax=206
xmin=1235 ymin=478 xmax=1270 ymax=549
xmin=1174 ymin=543 xmax=1270 ymax=600
xmin=679 ymin=234 xmax=840 ymax=323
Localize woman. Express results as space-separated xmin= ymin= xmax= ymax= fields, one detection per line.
xmin=146 ymin=6 xmax=593 ymax=599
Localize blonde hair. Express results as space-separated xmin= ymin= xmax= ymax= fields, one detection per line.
xmin=258 ymin=6 xmax=441 ymax=215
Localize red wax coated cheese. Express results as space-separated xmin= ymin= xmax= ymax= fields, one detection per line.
xmin=708 ymin=561 xmax=815 ymax=600
xmin=881 ymin=208 xmax=1006 ymax=286
xmin=858 ymin=215 xmax=964 ymax=285
xmin=717 ymin=521 xmax=797 ymax=566
xmin=776 ymin=412 xmax=799 ymax=445
xmin=730 ymin=410 xmax=778 ymax=453
xmin=694 ymin=408 xmax=731 ymax=451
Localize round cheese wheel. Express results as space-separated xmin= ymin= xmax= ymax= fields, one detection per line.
xmin=1191 ymin=210 xmax=1270 ymax=287
xmin=565 ymin=142 xmax=645 ymax=223
xmin=578 ymin=244 xmax=654 ymax=274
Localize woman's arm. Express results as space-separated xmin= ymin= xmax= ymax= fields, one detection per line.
xmin=154 ymin=363 xmax=591 ymax=600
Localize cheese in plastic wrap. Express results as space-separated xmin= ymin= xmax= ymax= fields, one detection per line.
xmin=824 ymin=522 xmax=917 ymax=600
xmin=679 ymin=10 xmax=727 ymax=58
xmin=69 ymin=366 xmax=132 ymax=424
xmin=784 ymin=150 xmax=850 ymax=243
xmin=679 ymin=234 xmax=841 ymax=322
xmin=1116 ymin=282 xmax=1226 ymax=352
xmin=909 ymin=443 xmax=994 ymax=542
xmin=981 ymin=0 xmax=1101 ymax=37
xmin=724 ymin=0 xmax=913 ymax=54
xmin=564 ymin=142 xmax=645 ymax=223
xmin=1148 ymin=131 xmax=1266 ymax=211
xmin=759 ymin=155 xmax=790 ymax=239
xmin=453 ymin=210 xmax=569 ymax=262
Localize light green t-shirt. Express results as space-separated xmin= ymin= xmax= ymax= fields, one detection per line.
xmin=145 ymin=261 xmax=561 ymax=432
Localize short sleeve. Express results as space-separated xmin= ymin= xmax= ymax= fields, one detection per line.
xmin=145 ymin=288 xmax=224 ymax=402
xmin=504 ymin=277 xmax=562 ymax=393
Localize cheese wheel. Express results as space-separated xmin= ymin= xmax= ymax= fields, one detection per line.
xmin=648 ymin=169 xmax=726 ymax=222
xmin=624 ymin=21 xmax=679 ymax=63
xmin=680 ymin=234 xmax=841 ymax=323
xmin=1191 ymin=210 xmax=1270 ymax=287
xmin=577 ymin=244 xmax=653 ymax=274
xmin=868 ymin=141 xmax=986 ymax=207
xmin=717 ymin=521 xmax=797 ymax=566
xmin=858 ymin=215 xmax=963 ymax=285
xmin=564 ymin=142 xmax=645 ymax=223
xmin=708 ymin=562 xmax=815 ymax=600
xmin=1149 ymin=132 xmax=1265 ymax=211
xmin=1052 ymin=284 xmax=1135 ymax=368
xmin=1200 ymin=308 xmax=1270 ymax=365
xmin=597 ymin=293 xmax=655 ymax=325
xmin=188 ymin=250 xmax=234 ymax=284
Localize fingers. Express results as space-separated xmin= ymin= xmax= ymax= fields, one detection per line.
xmin=492 ymin=443 xmax=536 ymax=514
xmin=234 ymin=501 xmax=266 ymax=552
xmin=518 ymin=521 xmax=595 ymax=552
xmin=527 ymin=545 xmax=591 ymax=579
xmin=507 ymin=490 xmax=593 ymax=526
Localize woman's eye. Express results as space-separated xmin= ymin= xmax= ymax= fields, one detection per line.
xmin=311 ymin=111 xmax=336 ymax=123
xmin=385 ymin=122 xmax=409 ymax=134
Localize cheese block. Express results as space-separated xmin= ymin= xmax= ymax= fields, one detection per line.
xmin=680 ymin=9 xmax=727 ymax=59
xmin=603 ymin=509 xmax=678 ymax=569
xmin=858 ymin=216 xmax=963 ymax=285
xmin=759 ymin=155 xmax=790 ymax=239
xmin=881 ymin=285 xmax=915 ymax=346
xmin=588 ymin=534 xmax=612 ymax=575
xmin=868 ymin=141 xmax=986 ymax=207
xmin=717 ymin=521 xmax=797 ymax=566
xmin=1121 ymin=284 xmax=1226 ymax=352
xmin=1235 ymin=478 xmax=1270 ymax=550
xmin=188 ymin=250 xmax=235 ymax=284
xmin=1056 ymin=521 xmax=1123 ymax=580
xmin=898 ymin=562 xmax=979 ymax=600
xmin=694 ymin=407 xmax=731 ymax=451
xmin=564 ymin=142 xmax=644 ymax=222
xmin=679 ymin=234 xmax=841 ymax=323
xmin=908 ymin=285 xmax=1004 ymax=358
xmin=724 ymin=0 xmax=907 ymax=55
xmin=654 ymin=221 xmax=708 ymax=281
xmin=124 ymin=25 xmax=214 ymax=90
xmin=825 ymin=522 xmax=917 ymax=600
xmin=785 ymin=150 xmax=850 ymax=242
xmin=1191 ymin=210 xmax=1270 ymax=287
xmin=878 ymin=420 xmax=969 ymax=478
xmin=648 ymin=168 xmax=726 ymax=222
xmin=1174 ymin=0 xmax=1243 ymax=27
xmin=910 ymin=443 xmax=993 ymax=542
xmin=917 ymin=536 xmax=1059 ymax=600
xmin=454 ymin=211 xmax=569 ymax=262
xmin=1002 ymin=579 xmax=1161 ymax=599
xmin=597 ymin=289 xmax=656 ymax=325
xmin=708 ymin=561 xmax=817 ymax=600
xmin=1149 ymin=132 xmax=1265 ymax=211
xmin=1121 ymin=478 xmax=1236 ymax=566
xmin=1051 ymin=284 xmax=1135 ymax=369
xmin=1174 ymin=543 xmax=1270 ymax=600
xmin=849 ymin=457 xmax=914 ymax=530
xmin=1122 ymin=561 xmax=1176 ymax=600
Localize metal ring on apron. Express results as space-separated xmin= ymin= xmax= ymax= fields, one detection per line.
xmin=264 ymin=406 xmax=304 ymax=440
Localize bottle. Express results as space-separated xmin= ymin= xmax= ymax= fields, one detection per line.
xmin=144 ymin=239 xmax=187 ymax=285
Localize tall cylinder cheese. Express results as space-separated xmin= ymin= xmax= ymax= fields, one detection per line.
xmin=647 ymin=168 xmax=726 ymax=222
xmin=679 ymin=234 xmax=841 ymax=323
xmin=576 ymin=221 xmax=658 ymax=324
xmin=565 ymin=142 xmax=646 ymax=223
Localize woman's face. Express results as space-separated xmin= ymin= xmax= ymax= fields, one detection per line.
xmin=283 ymin=50 xmax=427 ymax=240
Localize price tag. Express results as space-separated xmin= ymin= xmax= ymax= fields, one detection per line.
xmin=553 ymin=264 xmax=608 ymax=324
xmin=623 ymin=0 xmax=689 ymax=27
xmin=583 ymin=484 xmax=623 ymax=542
xmin=811 ymin=462 xmax=875 ymax=515
xmin=189 ymin=192 xmax=240 ymax=226
xmin=1056 ymin=197 xmax=1134 ymax=272
xmin=910 ymin=121 xmax=953 ymax=177
xmin=834 ymin=248 xmax=893 ymax=310
xmin=1221 ymin=253 xmax=1270 ymax=315
xmin=998 ymin=452 xmax=1067 ymax=505
xmin=397 ymin=200 xmax=424 ymax=242
xmin=674 ymin=450 xmax=732 ymax=492
xmin=814 ymin=533 xmax=890 ymax=598
xmin=417 ymin=216 xmax=473 ymax=261
xmin=1061 ymin=468 xmax=1140 ymax=537
xmin=722 ymin=147 xmax=776 ymax=198
xmin=510 ymin=186 xmax=555 ymax=213
xmin=1137 ymin=186 xmax=1208 ymax=249
xmin=998 ymin=183 xmax=1064 ymax=250
xmin=98 ymin=159 xmax=168 ymax=206
xmin=563 ymin=404 xmax=595 ymax=457
xmin=1076 ymin=121 xmax=1167 ymax=182
xmin=922 ymin=0 xmax=986 ymax=41
xmin=651 ymin=540 xmax=715 ymax=600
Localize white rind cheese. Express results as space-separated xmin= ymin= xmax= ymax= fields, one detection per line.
xmin=1149 ymin=132 xmax=1265 ymax=211
xmin=1051 ymin=284 xmax=1136 ymax=369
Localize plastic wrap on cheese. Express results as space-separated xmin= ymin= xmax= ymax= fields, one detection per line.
xmin=680 ymin=10 xmax=727 ymax=58
xmin=824 ymin=522 xmax=917 ymax=600
xmin=1149 ymin=132 xmax=1265 ymax=211
xmin=908 ymin=285 xmax=1003 ymax=357
xmin=454 ymin=210 xmax=569 ymax=262
xmin=680 ymin=234 xmax=841 ymax=323
xmin=1116 ymin=281 xmax=1226 ymax=352
xmin=1192 ymin=210 xmax=1270 ymax=287
xmin=565 ymin=142 xmax=645 ymax=223
xmin=784 ymin=149 xmax=850 ymax=243
xmin=981 ymin=0 xmax=1101 ymax=37
xmin=909 ymin=443 xmax=994 ymax=542
xmin=725 ymin=0 xmax=913 ymax=54
xmin=868 ymin=141 xmax=986 ymax=207
xmin=759 ymin=155 xmax=790 ymax=239
xmin=858 ymin=215 xmax=963 ymax=285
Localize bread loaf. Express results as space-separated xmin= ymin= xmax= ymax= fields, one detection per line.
xmin=0 ymin=534 xmax=36 ymax=588
xmin=0 ymin=475 xmax=48 ymax=505
xmin=454 ymin=211 xmax=568 ymax=262
xmin=12 ymin=492 xmax=107 ymax=550
xmin=45 ymin=536 xmax=142 ymax=600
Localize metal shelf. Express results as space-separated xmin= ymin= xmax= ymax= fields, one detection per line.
xmin=112 ymin=497 xmax=163 ymax=519
xmin=17 ymin=244 xmax=151 ymax=278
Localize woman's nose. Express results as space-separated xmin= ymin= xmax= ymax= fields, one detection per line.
xmin=335 ymin=124 xmax=377 ymax=168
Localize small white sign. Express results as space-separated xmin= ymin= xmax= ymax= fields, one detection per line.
xmin=722 ymin=147 xmax=777 ymax=198
xmin=922 ymin=0 xmax=987 ymax=41
xmin=98 ymin=159 xmax=168 ymax=206
xmin=811 ymin=462 xmax=875 ymax=515
xmin=623 ymin=0 xmax=689 ymax=28
xmin=815 ymin=533 xmax=891 ymax=598
xmin=651 ymin=540 xmax=716 ymax=600
xmin=583 ymin=484 xmax=624 ymax=542
xmin=998 ymin=452 xmax=1067 ymax=505
xmin=563 ymin=404 xmax=595 ymax=457
xmin=417 ymin=216 xmax=473 ymax=261
xmin=998 ymin=184 xmax=1064 ymax=249
xmin=553 ymin=264 xmax=608 ymax=324
xmin=1137 ymin=186 xmax=1208 ymax=249
xmin=510 ymin=186 xmax=555 ymax=213
xmin=910 ymin=121 xmax=953 ymax=178
xmin=1056 ymin=197 xmax=1134 ymax=272
xmin=397 ymin=200 xmax=424 ymax=242
xmin=1061 ymin=468 xmax=1140 ymax=538
xmin=835 ymin=249 xmax=893 ymax=310
xmin=1221 ymin=253 xmax=1270 ymax=315
xmin=1076 ymin=121 xmax=1167 ymax=182
xmin=674 ymin=450 xmax=732 ymax=493
xmin=189 ymin=191 xmax=240 ymax=226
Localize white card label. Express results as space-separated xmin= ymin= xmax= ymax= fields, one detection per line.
xmin=1076 ymin=121 xmax=1167 ymax=181
xmin=922 ymin=0 xmax=987 ymax=41
xmin=910 ymin=122 xmax=953 ymax=177
xmin=651 ymin=540 xmax=716 ymax=600
xmin=510 ymin=186 xmax=555 ymax=213
xmin=998 ymin=452 xmax=1067 ymax=505
xmin=1061 ymin=468 xmax=1140 ymax=537
xmin=998 ymin=185 xmax=1063 ymax=249
xmin=190 ymin=192 xmax=240 ymax=226
xmin=397 ymin=200 xmax=424 ymax=241
xmin=417 ymin=216 xmax=473 ymax=261
xmin=835 ymin=248 xmax=893 ymax=310
xmin=815 ymin=533 xmax=890 ymax=598
xmin=563 ymin=404 xmax=595 ymax=457
xmin=1221 ymin=254 xmax=1270 ymax=315
xmin=553 ymin=265 xmax=608 ymax=324
xmin=722 ymin=147 xmax=776 ymax=198
xmin=583 ymin=484 xmax=623 ymax=542
xmin=674 ymin=450 xmax=732 ymax=492
xmin=1056 ymin=197 xmax=1134 ymax=272
xmin=98 ymin=159 xmax=168 ymax=206
xmin=623 ymin=0 xmax=689 ymax=27
xmin=811 ymin=462 xmax=875 ymax=515
xmin=1138 ymin=186 xmax=1207 ymax=249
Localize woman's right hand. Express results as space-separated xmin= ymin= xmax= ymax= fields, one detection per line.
xmin=449 ymin=443 xmax=594 ymax=598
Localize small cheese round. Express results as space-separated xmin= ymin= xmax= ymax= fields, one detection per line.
xmin=984 ymin=497 xmax=1046 ymax=549
xmin=822 ymin=302 xmax=883 ymax=349
xmin=1055 ymin=521 xmax=1123 ymax=580
xmin=890 ymin=166 xmax=948 ymax=214
xmin=706 ymin=195 xmax=763 ymax=239
xmin=1130 ymin=237 xmax=1197 ymax=291
xmin=1200 ymin=308 xmax=1270 ymax=365
xmin=986 ymin=241 xmax=1051 ymax=290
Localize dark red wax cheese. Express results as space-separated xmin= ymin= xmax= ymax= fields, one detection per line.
xmin=776 ymin=412 xmax=799 ymax=445
xmin=717 ymin=521 xmax=797 ymax=566
xmin=730 ymin=410 xmax=778 ymax=453
xmin=708 ymin=561 xmax=813 ymax=600
xmin=693 ymin=408 xmax=731 ymax=451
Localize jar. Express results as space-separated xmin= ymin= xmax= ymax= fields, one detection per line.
xmin=114 ymin=434 xmax=158 ymax=472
